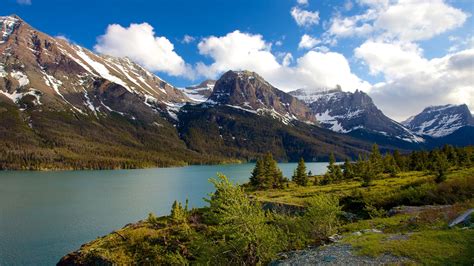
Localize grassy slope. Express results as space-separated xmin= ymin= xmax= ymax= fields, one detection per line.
xmin=252 ymin=167 xmax=474 ymax=207
xmin=59 ymin=168 xmax=474 ymax=265
xmin=340 ymin=210 xmax=474 ymax=265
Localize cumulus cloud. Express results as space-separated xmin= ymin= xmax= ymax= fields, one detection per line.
xmin=195 ymin=30 xmax=370 ymax=92
xmin=298 ymin=34 xmax=321 ymax=50
xmin=94 ymin=23 xmax=193 ymax=78
xmin=297 ymin=0 xmax=308 ymax=5
xmin=327 ymin=0 xmax=468 ymax=42
xmin=196 ymin=30 xmax=281 ymax=78
xmin=356 ymin=41 xmax=474 ymax=120
xmin=291 ymin=7 xmax=320 ymax=27
xmin=322 ymin=0 xmax=472 ymax=120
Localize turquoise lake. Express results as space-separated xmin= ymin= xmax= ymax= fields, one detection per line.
xmin=0 ymin=162 xmax=329 ymax=265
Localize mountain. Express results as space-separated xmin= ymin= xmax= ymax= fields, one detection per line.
xmin=177 ymin=71 xmax=379 ymax=161
xmin=402 ymin=104 xmax=474 ymax=138
xmin=0 ymin=15 xmax=190 ymax=120
xmin=290 ymin=88 xmax=423 ymax=145
xmin=0 ymin=15 xmax=375 ymax=169
xmin=207 ymin=70 xmax=316 ymax=125
xmin=3 ymin=15 xmax=470 ymax=170
xmin=0 ymin=15 xmax=209 ymax=169
xmin=183 ymin=79 xmax=215 ymax=102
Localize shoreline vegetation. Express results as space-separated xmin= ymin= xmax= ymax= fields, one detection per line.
xmin=0 ymin=158 xmax=246 ymax=171
xmin=58 ymin=145 xmax=474 ymax=265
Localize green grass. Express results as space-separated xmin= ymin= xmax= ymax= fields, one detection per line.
xmin=252 ymin=168 xmax=474 ymax=208
xmin=343 ymin=229 xmax=474 ymax=265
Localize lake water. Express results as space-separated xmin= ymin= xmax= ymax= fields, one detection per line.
xmin=0 ymin=162 xmax=329 ymax=265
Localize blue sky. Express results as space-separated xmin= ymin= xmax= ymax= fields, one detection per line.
xmin=3 ymin=0 xmax=474 ymax=120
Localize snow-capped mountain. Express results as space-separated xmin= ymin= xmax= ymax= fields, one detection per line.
xmin=290 ymin=88 xmax=424 ymax=143
xmin=402 ymin=104 xmax=474 ymax=138
xmin=206 ymin=70 xmax=315 ymax=124
xmin=184 ymin=79 xmax=215 ymax=102
xmin=0 ymin=15 xmax=190 ymax=122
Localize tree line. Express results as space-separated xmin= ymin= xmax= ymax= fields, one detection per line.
xmin=248 ymin=144 xmax=474 ymax=189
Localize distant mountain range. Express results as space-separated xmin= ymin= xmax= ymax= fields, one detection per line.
xmin=402 ymin=104 xmax=474 ymax=137
xmin=0 ymin=15 xmax=472 ymax=169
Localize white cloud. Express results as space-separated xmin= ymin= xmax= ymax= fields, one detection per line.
xmin=196 ymin=30 xmax=370 ymax=92
xmin=16 ymin=0 xmax=31 ymax=5
xmin=291 ymin=7 xmax=320 ymax=27
xmin=295 ymin=51 xmax=371 ymax=91
xmin=297 ymin=0 xmax=308 ymax=5
xmin=327 ymin=12 xmax=374 ymax=38
xmin=182 ymin=34 xmax=195 ymax=44
xmin=196 ymin=30 xmax=281 ymax=78
xmin=356 ymin=41 xmax=474 ymax=120
xmin=355 ymin=40 xmax=427 ymax=79
xmin=323 ymin=0 xmax=471 ymax=120
xmin=327 ymin=0 xmax=468 ymax=42
xmin=298 ymin=34 xmax=321 ymax=50
xmin=375 ymin=0 xmax=468 ymax=41
xmin=94 ymin=23 xmax=193 ymax=78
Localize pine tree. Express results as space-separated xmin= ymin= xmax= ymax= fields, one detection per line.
xmin=383 ymin=153 xmax=399 ymax=177
xmin=292 ymin=157 xmax=308 ymax=186
xmin=263 ymin=153 xmax=285 ymax=189
xmin=343 ymin=158 xmax=354 ymax=179
xmin=324 ymin=153 xmax=343 ymax=183
xmin=250 ymin=158 xmax=267 ymax=189
xmin=433 ymin=152 xmax=449 ymax=183
xmin=369 ymin=144 xmax=383 ymax=175
xmin=393 ymin=150 xmax=405 ymax=171
xmin=249 ymin=154 xmax=286 ymax=189
xmin=171 ymin=200 xmax=187 ymax=224
xmin=361 ymin=160 xmax=375 ymax=187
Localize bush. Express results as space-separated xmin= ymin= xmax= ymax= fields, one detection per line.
xmin=302 ymin=195 xmax=342 ymax=242
xmin=201 ymin=174 xmax=286 ymax=264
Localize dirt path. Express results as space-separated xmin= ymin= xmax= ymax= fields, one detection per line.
xmin=271 ymin=244 xmax=411 ymax=265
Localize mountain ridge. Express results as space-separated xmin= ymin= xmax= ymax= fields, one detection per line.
xmin=402 ymin=104 xmax=474 ymax=138
xmin=1 ymin=15 xmax=473 ymax=170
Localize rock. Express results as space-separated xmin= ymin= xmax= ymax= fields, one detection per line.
xmin=322 ymin=255 xmax=336 ymax=262
xmin=352 ymin=231 xmax=362 ymax=236
xmin=448 ymin=208 xmax=474 ymax=228
xmin=361 ymin=229 xmax=382 ymax=234
xmin=328 ymin=234 xmax=343 ymax=243
xmin=388 ymin=205 xmax=452 ymax=216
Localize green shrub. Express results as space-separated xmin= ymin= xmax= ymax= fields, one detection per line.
xmin=201 ymin=174 xmax=286 ymax=264
xmin=302 ymin=195 xmax=342 ymax=242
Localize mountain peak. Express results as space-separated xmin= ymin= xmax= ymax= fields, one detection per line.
xmin=184 ymin=79 xmax=216 ymax=102
xmin=207 ymin=70 xmax=316 ymax=124
xmin=291 ymin=88 xmax=423 ymax=143
xmin=404 ymin=103 xmax=473 ymax=137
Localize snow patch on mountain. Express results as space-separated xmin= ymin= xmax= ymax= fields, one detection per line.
xmin=0 ymin=16 xmax=18 ymax=44
xmin=0 ymin=64 xmax=7 ymax=77
xmin=403 ymin=104 xmax=473 ymax=138
xmin=74 ymin=47 xmax=134 ymax=93
xmin=10 ymin=71 xmax=29 ymax=87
